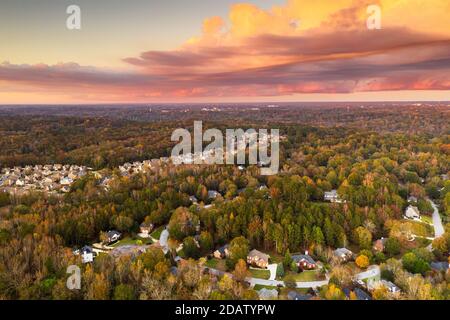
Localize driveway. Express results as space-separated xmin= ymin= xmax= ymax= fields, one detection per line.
xmin=267 ymin=264 xmax=278 ymax=281
xmin=429 ymin=199 xmax=445 ymax=238
xmin=355 ymin=265 xmax=380 ymax=281
xmin=159 ymin=228 xmax=169 ymax=254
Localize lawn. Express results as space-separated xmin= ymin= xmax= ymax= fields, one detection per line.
xmin=111 ymin=236 xmax=152 ymax=247
xmin=414 ymin=237 xmax=432 ymax=248
xmin=150 ymin=226 xmax=165 ymax=239
xmin=420 ymin=215 xmax=433 ymax=225
xmin=249 ymin=268 xmax=271 ymax=280
xmin=253 ymin=284 xmax=278 ymax=291
xmin=408 ymin=220 xmax=434 ymax=237
xmin=283 ymin=270 xmax=322 ymax=282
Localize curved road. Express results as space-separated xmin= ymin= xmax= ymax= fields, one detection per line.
xmin=429 ymin=199 xmax=445 ymax=238
xmin=246 ymin=276 xmax=329 ymax=288
xmin=206 ymin=267 xmax=329 ymax=288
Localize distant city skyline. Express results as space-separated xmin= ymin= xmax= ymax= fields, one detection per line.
xmin=1 ymin=0 xmax=449 ymax=104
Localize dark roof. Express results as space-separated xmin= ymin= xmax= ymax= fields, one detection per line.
xmin=170 ymin=266 xmax=178 ymax=275
xmin=140 ymin=222 xmax=153 ymax=228
xmin=216 ymin=245 xmax=229 ymax=254
xmin=287 ymin=291 xmax=312 ymax=301
xmin=343 ymin=288 xmax=372 ymax=300
xmin=292 ymin=254 xmax=316 ymax=265
xmin=107 ymin=230 xmax=121 ymax=237
xmin=81 ymin=246 xmax=93 ymax=254
xmin=431 ymin=262 xmax=449 ymax=271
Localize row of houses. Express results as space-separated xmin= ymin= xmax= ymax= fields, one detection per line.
xmin=0 ymin=164 xmax=90 ymax=193
xmin=213 ymin=246 xmax=321 ymax=271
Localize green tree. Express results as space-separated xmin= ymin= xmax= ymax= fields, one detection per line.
xmin=227 ymin=236 xmax=249 ymax=268
xmin=402 ymin=252 xmax=430 ymax=275
xmin=113 ymin=284 xmax=136 ymax=300
xmin=354 ymin=226 xmax=372 ymax=250
xmin=276 ymin=263 xmax=285 ymax=278
xmin=198 ymin=231 xmax=214 ymax=253
xmin=183 ymin=236 xmax=201 ymax=259
xmin=283 ymin=250 xmax=292 ymax=269
xmin=385 ymin=237 xmax=401 ymax=256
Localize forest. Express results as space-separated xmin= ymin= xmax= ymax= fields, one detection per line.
xmin=0 ymin=103 xmax=449 ymax=300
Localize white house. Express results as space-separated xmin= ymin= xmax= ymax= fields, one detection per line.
xmin=379 ymin=280 xmax=401 ymax=293
xmin=81 ymin=246 xmax=94 ymax=263
xmin=106 ymin=230 xmax=122 ymax=244
xmin=208 ymin=190 xmax=220 ymax=199
xmin=60 ymin=177 xmax=73 ymax=186
xmin=405 ymin=205 xmax=420 ymax=220
xmin=324 ymin=190 xmax=344 ymax=203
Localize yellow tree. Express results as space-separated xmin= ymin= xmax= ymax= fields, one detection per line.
xmin=355 ymin=255 xmax=370 ymax=269
xmin=233 ymin=259 xmax=248 ymax=282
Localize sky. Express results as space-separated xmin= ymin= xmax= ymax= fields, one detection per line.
xmin=0 ymin=0 xmax=449 ymax=104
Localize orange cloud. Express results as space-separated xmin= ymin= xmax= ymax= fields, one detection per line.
xmin=1 ymin=0 xmax=450 ymax=103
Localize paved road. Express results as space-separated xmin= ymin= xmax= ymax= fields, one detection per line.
xmin=246 ymin=277 xmax=329 ymax=288
xmin=355 ymin=265 xmax=380 ymax=281
xmin=159 ymin=228 xmax=169 ymax=254
xmin=429 ymin=199 xmax=445 ymax=238
xmin=206 ymin=266 xmax=329 ymax=288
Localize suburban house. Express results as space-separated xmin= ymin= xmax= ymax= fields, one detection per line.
xmin=355 ymin=265 xmax=381 ymax=290
xmin=189 ymin=196 xmax=198 ymax=204
xmin=292 ymin=252 xmax=317 ymax=270
xmin=258 ymin=288 xmax=278 ymax=300
xmin=106 ymin=230 xmax=122 ymax=244
xmin=373 ymin=238 xmax=387 ymax=252
xmin=407 ymin=195 xmax=418 ymax=203
xmin=379 ymin=280 xmax=401 ymax=293
xmin=405 ymin=205 xmax=421 ymax=220
xmin=208 ymin=190 xmax=220 ymax=199
xmin=430 ymin=261 xmax=449 ymax=272
xmin=287 ymin=291 xmax=313 ymax=300
xmin=213 ymin=245 xmax=230 ymax=259
xmin=139 ymin=222 xmax=154 ymax=236
xmin=247 ymin=249 xmax=270 ymax=269
xmin=80 ymin=246 xmax=94 ymax=264
xmin=343 ymin=288 xmax=371 ymax=300
xmin=324 ymin=190 xmax=344 ymax=203
xmin=333 ymin=248 xmax=354 ymax=262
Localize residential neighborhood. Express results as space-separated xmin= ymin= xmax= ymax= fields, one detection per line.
xmin=0 ymin=164 xmax=90 ymax=194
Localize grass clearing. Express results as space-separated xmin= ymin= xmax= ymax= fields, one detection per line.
xmin=111 ymin=236 xmax=152 ymax=247
xmin=283 ymin=270 xmax=322 ymax=282
xmin=420 ymin=215 xmax=433 ymax=225
xmin=249 ymin=268 xmax=271 ymax=280
xmin=253 ymin=284 xmax=278 ymax=291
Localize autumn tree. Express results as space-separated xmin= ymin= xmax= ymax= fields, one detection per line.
xmin=233 ymin=259 xmax=248 ymax=282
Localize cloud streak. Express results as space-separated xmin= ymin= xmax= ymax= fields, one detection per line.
xmin=1 ymin=0 xmax=450 ymax=102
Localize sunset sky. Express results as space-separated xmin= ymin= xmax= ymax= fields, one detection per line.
xmin=1 ymin=0 xmax=449 ymax=103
